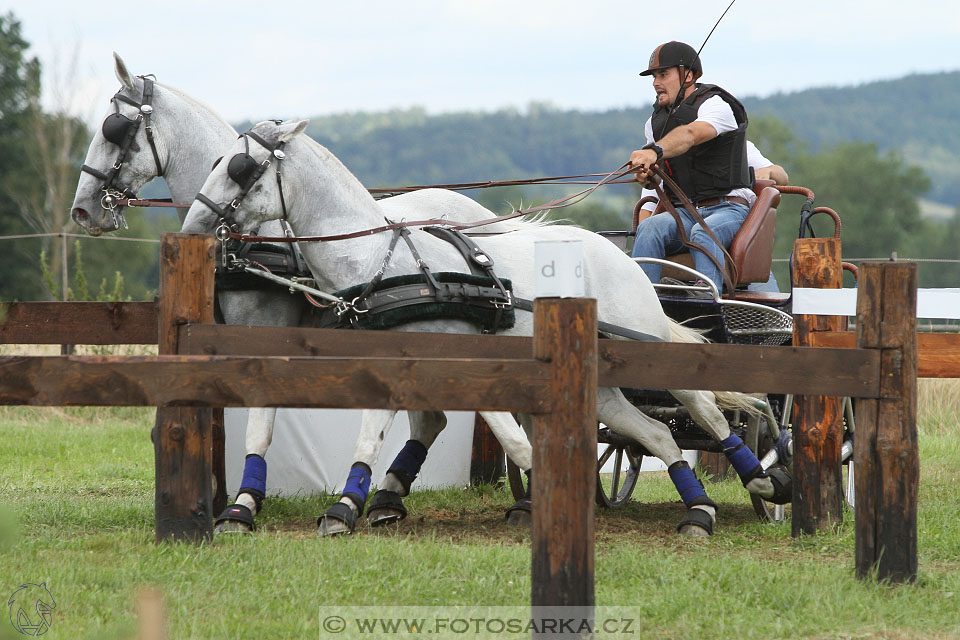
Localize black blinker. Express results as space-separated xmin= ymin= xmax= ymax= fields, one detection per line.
xmin=227 ymin=153 xmax=259 ymax=186
xmin=102 ymin=113 xmax=135 ymax=146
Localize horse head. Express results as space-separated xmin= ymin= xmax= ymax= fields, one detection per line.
xmin=71 ymin=53 xmax=170 ymax=236
xmin=183 ymin=119 xmax=310 ymax=236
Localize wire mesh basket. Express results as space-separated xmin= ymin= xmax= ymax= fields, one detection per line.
xmin=721 ymin=301 xmax=793 ymax=346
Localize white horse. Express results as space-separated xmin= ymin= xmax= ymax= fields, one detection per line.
xmin=70 ymin=55 xmax=535 ymax=535
xmin=183 ymin=120 xmax=793 ymax=537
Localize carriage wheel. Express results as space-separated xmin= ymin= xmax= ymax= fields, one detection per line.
xmin=842 ymin=396 xmax=856 ymax=509
xmin=595 ymin=442 xmax=643 ymax=508
xmin=745 ymin=396 xmax=791 ymax=524
xmin=506 ymin=458 xmax=528 ymax=503
xmin=506 ymin=442 xmax=644 ymax=507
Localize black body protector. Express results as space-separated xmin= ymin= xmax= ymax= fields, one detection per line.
xmin=652 ymin=84 xmax=751 ymax=204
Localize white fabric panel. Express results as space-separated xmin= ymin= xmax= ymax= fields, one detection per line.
xmin=792 ymin=287 xmax=960 ymax=319
xmin=224 ymin=408 xmax=475 ymax=497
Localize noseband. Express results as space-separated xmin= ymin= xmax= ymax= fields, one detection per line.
xmin=80 ymin=75 xmax=164 ymax=228
xmin=194 ymin=127 xmax=289 ymax=247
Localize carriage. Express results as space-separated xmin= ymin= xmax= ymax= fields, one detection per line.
xmin=498 ymin=179 xmax=857 ymax=523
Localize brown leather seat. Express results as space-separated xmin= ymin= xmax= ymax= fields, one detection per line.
xmin=633 ymin=179 xmax=781 ymax=286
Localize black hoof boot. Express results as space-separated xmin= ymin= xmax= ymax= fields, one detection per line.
xmin=677 ymin=507 xmax=715 ymax=537
xmin=317 ymin=502 xmax=357 ymax=537
xmin=367 ymin=490 xmax=407 ymax=527
xmin=766 ymin=465 xmax=793 ymax=505
xmin=505 ymin=469 xmax=532 ymax=527
xmin=214 ymin=504 xmax=256 ymax=535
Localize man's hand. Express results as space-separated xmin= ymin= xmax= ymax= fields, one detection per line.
xmin=629 ymin=148 xmax=660 ymax=188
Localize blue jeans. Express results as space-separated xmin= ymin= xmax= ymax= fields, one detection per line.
xmin=747 ymin=271 xmax=780 ymax=293
xmin=631 ymin=201 xmax=749 ymax=292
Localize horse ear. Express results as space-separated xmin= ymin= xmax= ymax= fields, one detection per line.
xmin=113 ymin=52 xmax=136 ymax=90
xmin=278 ymin=119 xmax=310 ymax=143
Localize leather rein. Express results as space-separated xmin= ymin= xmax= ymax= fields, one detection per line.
xmin=649 ymin=165 xmax=739 ymax=293
xmin=222 ymin=161 xmax=635 ymax=244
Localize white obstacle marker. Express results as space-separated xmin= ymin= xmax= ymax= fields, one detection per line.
xmin=792 ymin=287 xmax=960 ymax=319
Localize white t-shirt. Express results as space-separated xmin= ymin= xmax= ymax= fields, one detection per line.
xmin=640 ymin=94 xmax=754 ymax=210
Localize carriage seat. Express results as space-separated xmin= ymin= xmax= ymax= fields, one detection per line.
xmin=633 ymin=179 xmax=781 ymax=286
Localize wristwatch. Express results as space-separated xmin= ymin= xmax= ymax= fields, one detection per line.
xmin=642 ymin=143 xmax=664 ymax=162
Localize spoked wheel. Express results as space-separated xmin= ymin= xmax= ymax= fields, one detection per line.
xmin=506 ymin=428 xmax=645 ymax=508
xmin=595 ymin=427 xmax=644 ymax=508
xmin=842 ymin=396 xmax=856 ymax=509
xmin=746 ymin=395 xmax=791 ymax=523
xmin=506 ymin=458 xmax=529 ymax=502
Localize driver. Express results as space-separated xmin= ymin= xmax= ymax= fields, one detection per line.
xmin=628 ymin=41 xmax=751 ymax=294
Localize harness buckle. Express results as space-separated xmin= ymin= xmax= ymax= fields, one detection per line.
xmin=491 ymin=290 xmax=514 ymax=309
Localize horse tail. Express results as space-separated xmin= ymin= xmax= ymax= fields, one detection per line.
xmin=668 ymin=318 xmax=763 ymax=415
xmin=668 ymin=318 xmax=708 ymax=344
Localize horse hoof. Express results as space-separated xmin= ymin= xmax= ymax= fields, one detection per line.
xmin=214 ymin=504 xmax=255 ymax=535
xmin=367 ymin=490 xmax=407 ymax=527
xmin=317 ymin=517 xmax=353 ymax=537
xmin=504 ymin=498 xmax=532 ymax=527
xmin=214 ymin=520 xmax=253 ymax=535
xmin=678 ymin=523 xmax=711 ymax=537
xmin=506 ymin=509 xmax=531 ymax=527
xmin=368 ymin=508 xmax=405 ymax=527
xmin=317 ymin=502 xmax=357 ymax=538
xmin=677 ymin=505 xmax=714 ymax=537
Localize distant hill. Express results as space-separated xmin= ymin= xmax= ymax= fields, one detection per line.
xmin=742 ymin=71 xmax=960 ymax=206
xmin=234 ymin=70 xmax=959 ymax=209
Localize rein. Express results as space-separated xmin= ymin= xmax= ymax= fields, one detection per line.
xmin=228 ymin=162 xmax=634 ymax=244
xmin=649 ymin=165 xmax=738 ymax=293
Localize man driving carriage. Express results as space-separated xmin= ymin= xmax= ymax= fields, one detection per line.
xmin=628 ymin=40 xmax=752 ymax=294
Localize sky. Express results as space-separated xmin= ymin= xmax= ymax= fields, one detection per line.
xmin=11 ymin=0 xmax=960 ymax=126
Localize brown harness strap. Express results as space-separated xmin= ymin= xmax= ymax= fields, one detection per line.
xmin=650 ymin=166 xmax=738 ymax=293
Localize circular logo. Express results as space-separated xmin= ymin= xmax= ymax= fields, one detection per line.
xmin=7 ymin=583 xmax=56 ymax=636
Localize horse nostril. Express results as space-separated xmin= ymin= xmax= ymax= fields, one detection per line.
xmin=72 ymin=208 xmax=87 ymax=222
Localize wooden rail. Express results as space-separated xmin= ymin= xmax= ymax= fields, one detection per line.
xmin=0 ymin=301 xmax=156 ymax=344
xmin=810 ymin=331 xmax=960 ymax=378
xmin=0 ymin=233 xmax=924 ymax=588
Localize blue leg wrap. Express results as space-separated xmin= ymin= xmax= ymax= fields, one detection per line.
xmin=668 ymin=461 xmax=707 ymax=508
xmin=721 ymin=434 xmax=764 ymax=480
xmin=239 ymin=454 xmax=267 ymax=502
xmin=387 ymin=440 xmax=428 ymax=493
xmin=342 ymin=463 xmax=372 ymax=509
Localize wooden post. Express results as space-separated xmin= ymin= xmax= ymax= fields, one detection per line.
xmin=531 ymin=298 xmax=597 ymax=622
xmin=470 ymin=413 xmax=506 ymax=485
xmin=791 ymin=238 xmax=845 ymax=535
xmin=211 ymin=409 xmax=227 ymax=516
xmin=154 ymin=233 xmax=216 ymax=543
xmin=855 ymin=262 xmax=918 ymax=582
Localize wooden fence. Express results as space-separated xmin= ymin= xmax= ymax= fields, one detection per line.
xmin=0 ymin=233 xmax=936 ymax=597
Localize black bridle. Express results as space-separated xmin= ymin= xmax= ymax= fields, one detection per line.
xmin=80 ymin=75 xmax=164 ymax=229
xmin=194 ymin=126 xmax=289 ymax=247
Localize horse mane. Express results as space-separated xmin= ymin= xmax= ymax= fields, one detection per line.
xmin=155 ymin=81 xmax=235 ymax=131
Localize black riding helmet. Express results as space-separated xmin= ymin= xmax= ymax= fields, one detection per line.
xmin=640 ymin=41 xmax=702 ymax=79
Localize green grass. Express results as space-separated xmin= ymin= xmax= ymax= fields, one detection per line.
xmin=1 ymin=404 xmax=959 ymax=639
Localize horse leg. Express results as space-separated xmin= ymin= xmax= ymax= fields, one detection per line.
xmin=214 ymin=407 xmax=276 ymax=535
xmin=597 ymin=387 xmax=717 ymax=536
xmin=670 ymin=390 xmax=791 ymax=505
xmin=477 ymin=411 xmax=535 ymax=526
xmin=317 ymin=409 xmax=397 ymax=537
xmin=367 ymin=410 xmax=445 ymax=527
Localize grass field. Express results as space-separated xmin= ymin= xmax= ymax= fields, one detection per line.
xmin=1 ymin=382 xmax=959 ymax=639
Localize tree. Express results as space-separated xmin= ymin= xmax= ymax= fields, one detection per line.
xmin=0 ymin=11 xmax=44 ymax=300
